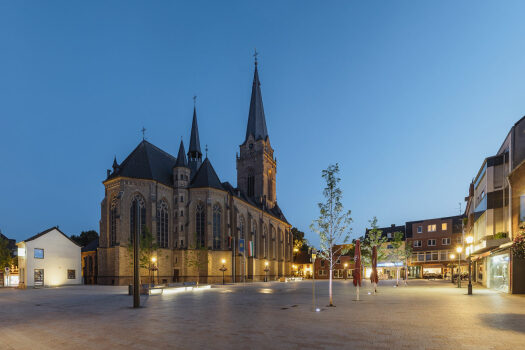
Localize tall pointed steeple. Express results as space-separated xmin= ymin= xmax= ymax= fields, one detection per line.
xmin=245 ymin=56 xmax=268 ymax=143
xmin=187 ymin=104 xmax=203 ymax=177
xmin=174 ymin=139 xmax=188 ymax=167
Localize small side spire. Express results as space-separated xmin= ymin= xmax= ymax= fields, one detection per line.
xmin=112 ymin=156 xmax=119 ymax=171
xmin=174 ymin=139 xmax=188 ymax=167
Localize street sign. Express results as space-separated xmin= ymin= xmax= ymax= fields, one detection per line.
xmin=239 ymin=239 xmax=245 ymax=254
xmin=5 ymin=267 xmax=9 ymax=273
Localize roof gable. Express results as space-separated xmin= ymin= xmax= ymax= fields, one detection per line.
xmin=22 ymin=227 xmax=81 ymax=247
xmin=189 ymin=158 xmax=224 ymax=190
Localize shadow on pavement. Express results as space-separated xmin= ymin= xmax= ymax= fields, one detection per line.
xmin=479 ymin=313 xmax=525 ymax=333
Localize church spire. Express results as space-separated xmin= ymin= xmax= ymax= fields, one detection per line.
xmin=174 ymin=139 xmax=188 ymax=168
xmin=187 ymin=102 xmax=202 ymax=177
xmin=245 ymin=52 xmax=268 ymax=143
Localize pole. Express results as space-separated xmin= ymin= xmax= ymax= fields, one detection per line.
xmin=133 ymin=204 xmax=140 ymax=308
xmin=468 ymin=255 xmax=472 ymax=295
xmin=457 ymin=254 xmax=461 ymax=288
xmin=312 ymin=257 xmax=316 ymax=311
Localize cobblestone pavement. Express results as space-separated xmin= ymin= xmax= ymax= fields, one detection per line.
xmin=0 ymin=279 xmax=524 ymax=349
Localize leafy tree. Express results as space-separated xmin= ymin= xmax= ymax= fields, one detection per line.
xmin=127 ymin=226 xmax=158 ymax=283
xmin=310 ymin=163 xmax=352 ymax=306
xmin=292 ymin=227 xmax=310 ymax=253
xmin=385 ymin=231 xmax=405 ymax=286
xmin=71 ymin=230 xmax=99 ymax=247
xmin=0 ymin=237 xmax=15 ymax=270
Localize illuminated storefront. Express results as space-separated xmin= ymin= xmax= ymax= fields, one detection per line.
xmin=487 ymin=252 xmax=510 ymax=293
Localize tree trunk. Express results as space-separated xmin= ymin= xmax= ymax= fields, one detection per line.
xmin=396 ymin=267 xmax=399 ymax=286
xmin=329 ymin=267 xmax=333 ymax=306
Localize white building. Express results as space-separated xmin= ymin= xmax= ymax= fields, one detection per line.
xmin=17 ymin=227 xmax=81 ymax=287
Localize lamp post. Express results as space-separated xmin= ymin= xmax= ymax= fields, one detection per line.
xmin=219 ymin=258 xmax=228 ymax=285
xmin=151 ymin=257 xmax=157 ymax=285
xmin=450 ymin=254 xmax=455 ymax=284
xmin=264 ymin=261 xmax=270 ymax=282
xmin=311 ymin=249 xmax=317 ymax=311
xmin=466 ymin=236 xmax=473 ymax=295
xmin=344 ymin=263 xmax=348 ymax=280
xmin=456 ymin=246 xmax=462 ymax=288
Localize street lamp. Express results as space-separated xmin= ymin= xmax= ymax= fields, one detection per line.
xmin=466 ymin=236 xmax=474 ymax=295
xmin=219 ymin=258 xmax=228 ymax=285
xmin=151 ymin=257 xmax=157 ymax=285
xmin=450 ymin=254 xmax=455 ymax=284
xmin=344 ymin=263 xmax=348 ymax=280
xmin=264 ymin=261 xmax=270 ymax=282
xmin=456 ymin=246 xmax=463 ymax=288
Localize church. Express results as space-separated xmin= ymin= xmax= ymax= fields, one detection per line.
xmin=98 ymin=59 xmax=293 ymax=285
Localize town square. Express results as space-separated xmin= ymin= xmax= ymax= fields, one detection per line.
xmin=1 ymin=1 xmax=525 ymax=349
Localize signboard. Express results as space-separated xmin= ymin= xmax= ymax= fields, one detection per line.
xmin=239 ymin=239 xmax=245 ymax=254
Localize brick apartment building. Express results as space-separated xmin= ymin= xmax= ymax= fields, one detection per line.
xmin=406 ymin=215 xmax=465 ymax=278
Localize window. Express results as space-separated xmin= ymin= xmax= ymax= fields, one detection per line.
xmin=333 ymin=269 xmax=344 ymax=279
xmin=180 ymin=225 xmax=183 ymax=232
xmin=34 ymin=248 xmax=44 ymax=259
xmin=156 ymin=201 xmax=169 ymax=248
xmin=196 ymin=204 xmax=206 ymax=248
xmin=318 ymin=270 xmax=326 ymax=276
xmin=213 ymin=204 xmax=221 ymax=250
xmin=130 ymin=194 xmax=146 ymax=243
xmin=456 ymin=237 xmax=463 ymax=244
xmin=247 ymin=175 xmax=255 ymax=197
xmin=321 ymin=260 xmax=325 ymax=267
xmin=267 ymin=170 xmax=273 ymax=201
xmin=67 ymin=269 xmax=76 ymax=279
xmin=180 ymin=210 xmax=183 ymax=217
xmin=387 ymin=244 xmax=393 ymax=249
xmin=263 ymin=225 xmax=268 ymax=258
xmin=440 ymin=251 xmax=448 ymax=261
xmin=180 ymin=239 xmax=184 ymax=248
xmin=417 ymin=226 xmax=423 ymax=233
xmin=252 ymin=220 xmax=257 ymax=258
xmin=387 ymin=233 xmax=392 ymax=238
xmin=413 ymin=240 xmax=422 ymax=248
xmin=180 ymin=195 xmax=184 ymax=203
xmin=428 ymin=224 xmax=436 ymax=232
xmin=428 ymin=239 xmax=436 ymax=246
xmin=34 ymin=269 xmax=44 ymax=286
xmin=442 ymin=238 xmax=451 ymax=245
xmin=239 ymin=216 xmax=245 ymax=239
xmin=441 ymin=223 xmax=448 ymax=231
xmin=426 ymin=252 xmax=431 ymax=261
xmin=110 ymin=197 xmax=118 ymax=246
xmin=418 ymin=253 xmax=425 ymax=262
xmin=431 ymin=251 xmax=438 ymax=261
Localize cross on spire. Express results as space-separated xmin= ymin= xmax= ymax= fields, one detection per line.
xmin=253 ymin=48 xmax=259 ymax=66
xmin=193 ymin=95 xmax=197 ymax=107
xmin=205 ymin=144 xmax=208 ymax=158
xmin=141 ymin=127 xmax=146 ymax=140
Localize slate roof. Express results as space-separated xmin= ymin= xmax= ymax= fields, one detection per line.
xmin=245 ymin=64 xmax=269 ymax=143
xmin=81 ymin=237 xmax=99 ymax=252
xmin=22 ymin=226 xmax=81 ymax=247
xmin=189 ymin=158 xmax=224 ymax=190
xmin=365 ymin=224 xmax=406 ymax=242
xmin=221 ymin=182 xmax=289 ymax=225
xmin=106 ymin=140 xmax=177 ymax=187
xmin=174 ymin=140 xmax=188 ymax=167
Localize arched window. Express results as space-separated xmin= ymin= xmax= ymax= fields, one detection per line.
xmin=130 ymin=194 xmax=146 ymax=243
xmin=110 ymin=197 xmax=118 ymax=246
xmin=247 ymin=168 xmax=255 ymax=197
xmin=252 ymin=220 xmax=257 ymax=258
xmin=213 ymin=204 xmax=221 ymax=250
xmin=267 ymin=170 xmax=273 ymax=201
xmin=263 ymin=225 xmax=268 ymax=258
xmin=239 ymin=215 xmax=245 ymax=240
xmin=271 ymin=226 xmax=276 ymax=259
xmin=196 ymin=203 xmax=206 ymax=248
xmin=156 ymin=201 xmax=169 ymax=248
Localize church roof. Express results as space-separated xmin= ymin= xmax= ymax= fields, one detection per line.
xmin=189 ymin=158 xmax=224 ymax=190
xmin=221 ymin=182 xmax=289 ymax=225
xmin=245 ymin=63 xmax=269 ymax=143
xmin=188 ymin=107 xmax=202 ymax=155
xmin=107 ymin=140 xmax=177 ymax=186
xmin=174 ymin=140 xmax=188 ymax=167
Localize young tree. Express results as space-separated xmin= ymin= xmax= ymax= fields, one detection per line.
xmin=310 ymin=163 xmax=352 ymax=306
xmin=385 ymin=231 xmax=405 ymax=286
xmin=185 ymin=238 xmax=209 ymax=285
xmin=362 ymin=217 xmax=387 ymax=291
xmin=400 ymin=241 xmax=413 ymax=286
xmin=127 ymin=226 xmax=158 ymax=284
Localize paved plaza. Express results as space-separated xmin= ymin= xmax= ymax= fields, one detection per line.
xmin=0 ymin=279 xmax=524 ymax=349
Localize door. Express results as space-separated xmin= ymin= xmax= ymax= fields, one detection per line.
xmin=34 ymin=269 xmax=44 ymax=286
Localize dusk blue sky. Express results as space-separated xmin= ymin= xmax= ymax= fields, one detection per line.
xmin=1 ymin=1 xmax=525 ymax=247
